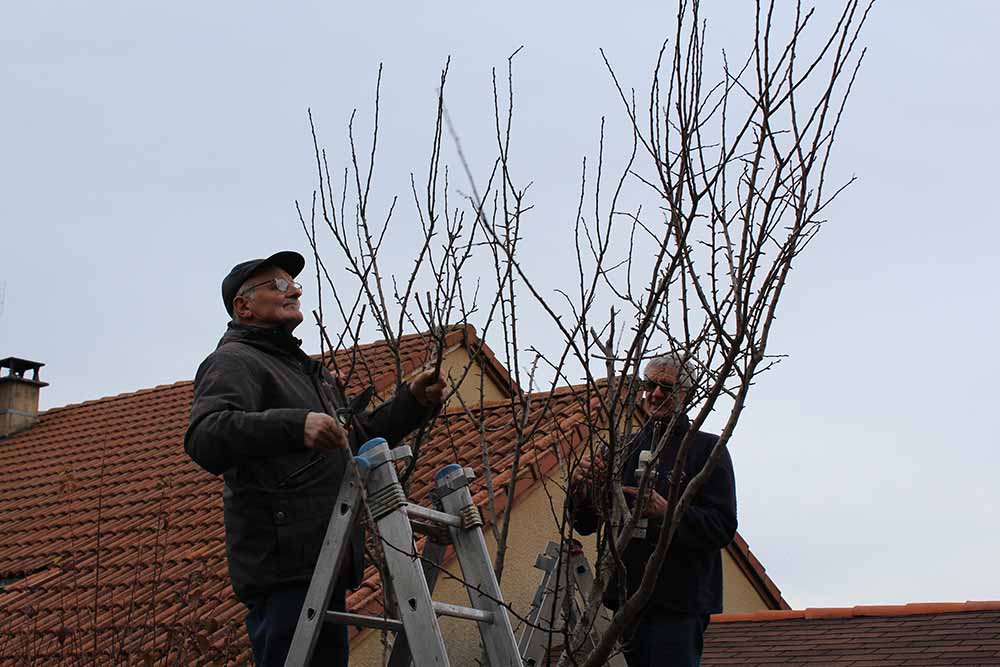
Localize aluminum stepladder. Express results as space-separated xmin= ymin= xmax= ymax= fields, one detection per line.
xmin=284 ymin=437 xmax=523 ymax=667
xmin=518 ymin=540 xmax=626 ymax=667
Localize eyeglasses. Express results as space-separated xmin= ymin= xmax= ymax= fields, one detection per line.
xmin=644 ymin=379 xmax=678 ymax=394
xmin=239 ymin=277 xmax=302 ymax=296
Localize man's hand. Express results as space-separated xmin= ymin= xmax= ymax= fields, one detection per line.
xmin=303 ymin=412 xmax=349 ymax=452
xmin=622 ymin=486 xmax=669 ymax=519
xmin=570 ymin=454 xmax=604 ymax=498
xmin=410 ymin=368 xmax=446 ymax=408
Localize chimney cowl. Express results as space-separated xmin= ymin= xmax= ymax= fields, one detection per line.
xmin=1 ymin=357 xmax=48 ymax=438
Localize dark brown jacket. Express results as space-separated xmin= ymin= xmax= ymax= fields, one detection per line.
xmin=185 ymin=323 xmax=428 ymax=602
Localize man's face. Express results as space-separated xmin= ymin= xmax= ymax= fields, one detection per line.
xmin=642 ymin=363 xmax=689 ymax=420
xmin=232 ymin=265 xmax=304 ymax=331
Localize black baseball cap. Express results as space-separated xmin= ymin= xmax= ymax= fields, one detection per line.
xmin=221 ymin=250 xmax=306 ymax=316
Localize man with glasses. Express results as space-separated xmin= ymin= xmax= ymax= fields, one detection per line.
xmin=568 ymin=353 xmax=737 ymax=667
xmin=185 ymin=251 xmax=445 ymax=666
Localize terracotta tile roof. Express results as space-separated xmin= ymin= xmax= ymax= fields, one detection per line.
xmin=704 ymin=601 xmax=1000 ymax=665
xmin=0 ymin=328 xmax=536 ymax=665
xmin=0 ymin=380 xmax=244 ymax=665
xmin=0 ymin=329 xmax=783 ymax=665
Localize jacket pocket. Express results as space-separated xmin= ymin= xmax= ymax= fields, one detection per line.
xmin=272 ymin=492 xmax=338 ymax=578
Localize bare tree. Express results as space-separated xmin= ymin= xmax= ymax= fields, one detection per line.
xmin=301 ymin=1 xmax=871 ymax=664
xmin=299 ymin=50 xmax=571 ymax=662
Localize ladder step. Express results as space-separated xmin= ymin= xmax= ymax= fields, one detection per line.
xmin=324 ymin=611 xmax=404 ymax=633
xmin=432 ymin=601 xmax=494 ymax=624
xmin=404 ymin=503 xmax=463 ymax=528
xmin=408 ymin=516 xmax=452 ymax=544
xmin=324 ymin=603 xmax=493 ymax=630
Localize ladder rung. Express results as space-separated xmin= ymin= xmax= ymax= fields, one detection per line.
xmin=404 ymin=503 xmax=462 ymax=528
xmin=432 ymin=601 xmax=494 ymax=624
xmin=410 ymin=519 xmax=451 ymax=544
xmin=325 ymin=610 xmax=403 ymax=633
xmin=408 ymin=516 xmax=452 ymax=544
xmin=324 ymin=603 xmax=493 ymax=628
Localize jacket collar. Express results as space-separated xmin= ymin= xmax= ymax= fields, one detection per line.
xmin=218 ymin=322 xmax=306 ymax=358
xmin=642 ymin=412 xmax=691 ymax=447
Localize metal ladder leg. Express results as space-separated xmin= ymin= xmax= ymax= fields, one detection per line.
xmin=284 ymin=459 xmax=369 ymax=667
xmin=435 ymin=464 xmax=522 ymax=667
xmin=519 ymin=541 xmax=577 ymax=666
xmin=565 ymin=544 xmax=625 ymax=666
xmin=519 ymin=540 xmax=626 ymax=667
xmin=359 ymin=438 xmax=451 ymax=666
xmin=386 ymin=538 xmax=448 ymax=667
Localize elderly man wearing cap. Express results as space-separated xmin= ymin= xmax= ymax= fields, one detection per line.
xmin=185 ymin=251 xmax=445 ymax=666
xmin=567 ymin=353 xmax=737 ymax=667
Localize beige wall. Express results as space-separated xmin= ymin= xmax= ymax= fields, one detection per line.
xmin=373 ymin=346 xmax=507 ymax=411
xmin=721 ymin=549 xmax=770 ymax=613
xmin=438 ymin=346 xmax=509 ymax=407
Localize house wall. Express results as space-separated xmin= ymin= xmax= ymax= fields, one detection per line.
xmin=350 ymin=477 xmax=770 ymax=665
xmin=438 ymin=346 xmax=509 ymax=407
xmin=721 ymin=550 xmax=770 ymax=613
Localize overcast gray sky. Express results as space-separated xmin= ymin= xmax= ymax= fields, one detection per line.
xmin=3 ymin=1 xmax=998 ymax=610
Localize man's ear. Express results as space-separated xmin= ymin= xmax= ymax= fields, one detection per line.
xmin=233 ymin=294 xmax=253 ymax=321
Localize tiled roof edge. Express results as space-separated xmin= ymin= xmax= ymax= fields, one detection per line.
xmin=710 ymin=600 xmax=1000 ymax=623
xmin=38 ymin=379 xmax=193 ymax=416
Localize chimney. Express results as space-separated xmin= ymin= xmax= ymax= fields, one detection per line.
xmin=0 ymin=357 xmax=48 ymax=438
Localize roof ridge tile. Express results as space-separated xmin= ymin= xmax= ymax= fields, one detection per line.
xmin=712 ymin=600 xmax=1000 ymax=623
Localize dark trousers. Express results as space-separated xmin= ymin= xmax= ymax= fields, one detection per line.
xmin=622 ymin=610 xmax=709 ymax=667
xmin=245 ymin=584 xmax=349 ymax=667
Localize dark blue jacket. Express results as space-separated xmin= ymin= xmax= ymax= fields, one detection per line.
xmin=569 ymin=415 xmax=737 ymax=615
